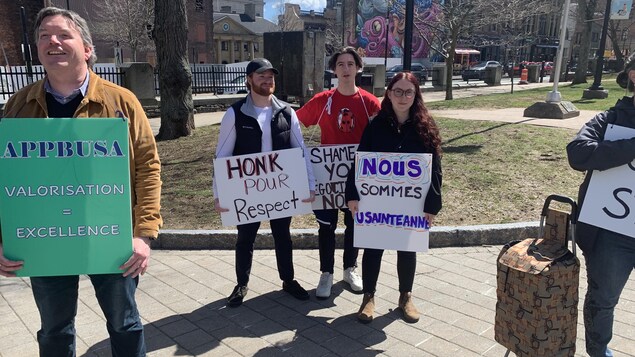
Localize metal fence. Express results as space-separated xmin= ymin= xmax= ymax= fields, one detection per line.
xmin=1 ymin=64 xmax=248 ymax=104
xmin=0 ymin=65 xmax=124 ymax=104
xmin=154 ymin=65 xmax=247 ymax=95
xmin=93 ymin=64 xmax=124 ymax=86
xmin=0 ymin=66 xmax=47 ymax=104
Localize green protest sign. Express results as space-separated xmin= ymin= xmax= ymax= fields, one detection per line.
xmin=0 ymin=118 xmax=133 ymax=277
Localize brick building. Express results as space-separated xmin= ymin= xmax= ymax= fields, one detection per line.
xmin=42 ymin=0 xmax=275 ymax=66
xmin=0 ymin=0 xmax=43 ymax=66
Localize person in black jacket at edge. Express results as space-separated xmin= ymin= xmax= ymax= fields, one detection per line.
xmin=345 ymin=72 xmax=442 ymax=323
xmin=566 ymin=53 xmax=635 ymax=357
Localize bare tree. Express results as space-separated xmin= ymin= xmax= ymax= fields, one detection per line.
xmin=154 ymin=0 xmax=194 ymax=140
xmin=572 ymin=0 xmax=598 ymax=84
xmin=325 ymin=11 xmax=344 ymax=55
xmin=406 ymin=0 xmax=553 ymax=100
xmin=409 ymin=0 xmax=499 ymax=100
xmin=92 ymin=0 xmax=154 ymax=62
xmin=607 ymin=17 xmax=633 ymax=71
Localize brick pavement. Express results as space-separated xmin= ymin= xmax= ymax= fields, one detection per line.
xmin=1 ymin=246 xmax=634 ymax=356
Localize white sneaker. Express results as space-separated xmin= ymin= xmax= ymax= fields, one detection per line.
xmin=343 ymin=267 xmax=363 ymax=292
xmin=316 ymin=272 xmax=333 ymax=299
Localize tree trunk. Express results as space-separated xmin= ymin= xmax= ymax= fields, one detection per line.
xmin=608 ymin=21 xmax=624 ymax=71
xmin=153 ymin=0 xmax=194 ymax=140
xmin=572 ymin=0 xmax=597 ymax=84
xmin=444 ymin=55 xmax=454 ymax=100
xmin=445 ymin=38 xmax=458 ymax=101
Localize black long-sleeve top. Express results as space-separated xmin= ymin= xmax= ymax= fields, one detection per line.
xmin=566 ymin=96 xmax=635 ymax=252
xmin=345 ymin=111 xmax=443 ymax=215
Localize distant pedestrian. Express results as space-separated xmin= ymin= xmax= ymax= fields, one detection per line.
xmin=566 ymin=52 xmax=635 ymax=357
xmin=346 ymin=72 xmax=443 ymax=323
xmin=213 ymin=58 xmax=315 ymax=307
xmin=296 ymin=47 xmax=380 ymax=299
xmin=0 ymin=7 xmax=162 ymax=356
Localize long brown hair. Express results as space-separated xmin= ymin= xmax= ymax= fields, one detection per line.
xmin=382 ymin=72 xmax=442 ymax=155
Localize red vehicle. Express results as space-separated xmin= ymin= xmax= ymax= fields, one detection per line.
xmin=507 ymin=61 xmax=553 ymax=76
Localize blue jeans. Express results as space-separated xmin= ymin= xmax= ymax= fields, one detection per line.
xmin=30 ymin=274 xmax=145 ymax=357
xmin=314 ymin=208 xmax=358 ymax=274
xmin=583 ymin=229 xmax=635 ymax=357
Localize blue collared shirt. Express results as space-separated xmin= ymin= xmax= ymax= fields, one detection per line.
xmin=44 ymin=71 xmax=90 ymax=104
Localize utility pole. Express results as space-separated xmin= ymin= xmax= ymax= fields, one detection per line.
xmin=523 ymin=0 xmax=579 ymax=119
xmin=20 ymin=7 xmax=33 ymax=84
xmin=403 ymin=0 xmax=413 ymax=70
xmin=582 ymin=0 xmax=612 ymax=99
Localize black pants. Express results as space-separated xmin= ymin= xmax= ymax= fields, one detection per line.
xmin=315 ymin=208 xmax=358 ymax=273
xmin=362 ymin=248 xmax=416 ymax=294
xmin=235 ymin=217 xmax=294 ymax=286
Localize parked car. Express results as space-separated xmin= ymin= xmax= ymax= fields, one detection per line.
xmin=385 ymin=64 xmax=427 ymax=85
xmin=215 ymin=74 xmax=248 ymax=95
xmin=461 ymin=61 xmax=501 ymax=81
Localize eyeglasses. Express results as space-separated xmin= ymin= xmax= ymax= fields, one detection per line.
xmin=391 ymin=88 xmax=416 ymax=98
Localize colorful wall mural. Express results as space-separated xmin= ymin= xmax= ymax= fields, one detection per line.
xmin=348 ymin=0 xmax=440 ymax=59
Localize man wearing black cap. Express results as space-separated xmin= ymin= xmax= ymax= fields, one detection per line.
xmin=213 ymin=58 xmax=316 ymax=307
xmin=567 ymin=53 xmax=635 ymax=357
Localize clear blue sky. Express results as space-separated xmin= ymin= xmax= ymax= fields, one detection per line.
xmin=264 ymin=0 xmax=326 ymax=22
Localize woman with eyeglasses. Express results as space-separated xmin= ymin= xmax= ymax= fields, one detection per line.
xmin=345 ymin=71 xmax=443 ymax=323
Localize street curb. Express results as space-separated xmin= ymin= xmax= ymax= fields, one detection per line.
xmin=151 ymin=221 xmax=540 ymax=250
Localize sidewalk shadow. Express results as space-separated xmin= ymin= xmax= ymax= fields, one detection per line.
xmin=82 ymin=283 xmax=394 ymax=356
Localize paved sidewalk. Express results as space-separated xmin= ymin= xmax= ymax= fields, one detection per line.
xmin=2 ymin=247 xmax=634 ymax=356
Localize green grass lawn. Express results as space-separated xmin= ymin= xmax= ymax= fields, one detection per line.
xmin=158 ymin=75 xmax=632 ymax=229
xmin=157 ymin=117 xmax=584 ymax=230
xmin=427 ymin=75 xmax=627 ymax=112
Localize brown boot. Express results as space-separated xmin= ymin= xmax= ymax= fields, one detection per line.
xmin=357 ymin=293 xmax=374 ymax=323
xmin=399 ymin=292 xmax=420 ymax=323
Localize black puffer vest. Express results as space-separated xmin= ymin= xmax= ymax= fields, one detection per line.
xmin=231 ymin=98 xmax=293 ymax=155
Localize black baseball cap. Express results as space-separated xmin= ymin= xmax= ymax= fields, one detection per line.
xmin=246 ymin=58 xmax=279 ymax=76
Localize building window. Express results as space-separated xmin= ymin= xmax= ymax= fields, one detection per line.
xmin=221 ymin=41 xmax=229 ymax=51
xmin=254 ymin=43 xmax=259 ymax=52
xmin=244 ymin=43 xmax=249 ymax=52
xmin=538 ymin=15 xmax=546 ymax=35
xmin=196 ymin=24 xmax=205 ymax=42
xmin=195 ymin=0 xmax=204 ymax=11
xmin=220 ymin=6 xmax=231 ymax=13
xmin=592 ymin=32 xmax=599 ymax=43
xmin=234 ymin=42 xmax=239 ymax=51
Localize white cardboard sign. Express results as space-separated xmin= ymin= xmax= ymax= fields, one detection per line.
xmin=353 ymin=151 xmax=433 ymax=252
xmin=578 ymin=124 xmax=635 ymax=238
xmin=214 ymin=148 xmax=312 ymax=226
xmin=308 ymin=144 xmax=357 ymax=210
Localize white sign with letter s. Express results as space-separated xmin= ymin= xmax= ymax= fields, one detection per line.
xmin=579 ymin=124 xmax=635 ymax=238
